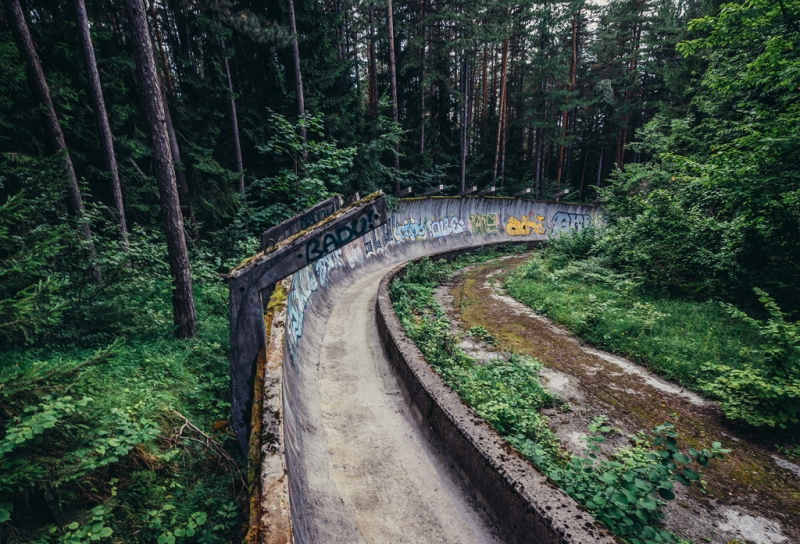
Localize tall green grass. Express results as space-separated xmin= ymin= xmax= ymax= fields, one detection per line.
xmin=504 ymin=254 xmax=759 ymax=388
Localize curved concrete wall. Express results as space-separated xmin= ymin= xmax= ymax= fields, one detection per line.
xmin=281 ymin=197 xmax=599 ymax=543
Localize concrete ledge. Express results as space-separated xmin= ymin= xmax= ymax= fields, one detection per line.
xmin=376 ymin=254 xmax=616 ymax=544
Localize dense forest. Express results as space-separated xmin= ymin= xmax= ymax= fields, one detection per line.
xmin=0 ymin=0 xmax=797 ymax=539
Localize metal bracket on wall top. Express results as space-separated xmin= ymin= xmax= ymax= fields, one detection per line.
xmin=227 ymin=193 xmax=388 ymax=454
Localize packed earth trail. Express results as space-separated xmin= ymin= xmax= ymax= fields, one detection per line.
xmin=439 ymin=256 xmax=800 ymax=544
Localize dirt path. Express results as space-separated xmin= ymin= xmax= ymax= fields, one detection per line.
xmin=317 ymin=268 xmax=505 ymax=543
xmin=442 ymin=256 xmax=800 ymax=544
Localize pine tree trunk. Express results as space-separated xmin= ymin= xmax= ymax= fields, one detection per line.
xmin=481 ymin=46 xmax=488 ymax=139
xmin=126 ymin=0 xmax=196 ymax=338
xmin=220 ymin=38 xmax=244 ymax=195
xmin=368 ymin=7 xmax=378 ymax=115
xmin=148 ymin=0 xmax=173 ymax=94
xmin=287 ymin=0 xmax=307 ymax=156
xmin=418 ymin=0 xmax=425 ymax=154
xmin=459 ymin=53 xmax=469 ymax=193
xmin=492 ymin=38 xmax=509 ymax=183
xmin=74 ymin=0 xmax=127 ymax=246
xmin=4 ymin=0 xmax=95 ymax=247
xmin=161 ymin=84 xmax=197 ymax=237
xmin=387 ymin=0 xmax=400 ymax=181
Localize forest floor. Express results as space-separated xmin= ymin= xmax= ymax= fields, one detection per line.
xmin=438 ymin=255 xmax=800 ymax=544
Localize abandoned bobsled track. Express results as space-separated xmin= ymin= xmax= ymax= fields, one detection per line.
xmin=239 ymin=196 xmax=612 ymax=543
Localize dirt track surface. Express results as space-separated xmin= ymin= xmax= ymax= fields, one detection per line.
xmin=445 ymin=256 xmax=800 ymax=544
xmin=316 ymin=268 xmax=504 ymax=543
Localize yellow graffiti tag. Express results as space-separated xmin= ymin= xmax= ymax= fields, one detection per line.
xmin=469 ymin=213 xmax=499 ymax=235
xmin=505 ymin=215 xmax=545 ymax=236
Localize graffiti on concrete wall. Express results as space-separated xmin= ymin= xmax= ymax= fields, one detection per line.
xmin=364 ymin=228 xmax=384 ymax=256
xmin=469 ymin=213 xmax=500 ymax=235
xmin=315 ymin=249 xmax=345 ymax=288
xmin=551 ymin=212 xmax=592 ymax=232
xmin=427 ymin=216 xmax=467 ymax=239
xmin=303 ymin=213 xmax=376 ymax=262
xmin=381 ymin=216 xmax=396 ymax=247
xmin=286 ymin=266 xmax=319 ymax=346
xmin=395 ymin=218 xmax=428 ymax=241
xmin=343 ymin=239 xmax=365 ymax=268
xmin=505 ymin=215 xmax=546 ymax=236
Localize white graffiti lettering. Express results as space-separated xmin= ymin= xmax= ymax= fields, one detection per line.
xmin=551 ymin=212 xmax=592 ymax=232
xmin=427 ymin=216 xmax=467 ymax=239
xmin=394 ymin=218 xmax=428 ymax=241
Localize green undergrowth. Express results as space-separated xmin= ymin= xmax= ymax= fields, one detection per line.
xmin=504 ymin=249 xmax=800 ymax=428
xmin=391 ymin=255 xmax=726 ymax=544
xmin=0 ymin=234 xmax=250 ymax=543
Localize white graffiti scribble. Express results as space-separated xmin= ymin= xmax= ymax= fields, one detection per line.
xmin=551 ymin=211 xmax=592 ymax=232
xmin=286 ymin=266 xmax=319 ymax=346
xmin=427 ymin=216 xmax=467 ymax=239
xmin=343 ymin=240 xmax=365 ymax=268
xmin=315 ymin=249 xmax=345 ymax=287
xmin=394 ymin=218 xmax=428 ymax=241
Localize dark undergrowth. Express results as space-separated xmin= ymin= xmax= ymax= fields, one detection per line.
xmin=391 ymin=253 xmax=727 ymax=544
xmin=0 ymin=227 xmax=252 ymax=543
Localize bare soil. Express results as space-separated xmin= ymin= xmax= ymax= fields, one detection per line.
xmin=440 ymin=256 xmax=800 ymax=544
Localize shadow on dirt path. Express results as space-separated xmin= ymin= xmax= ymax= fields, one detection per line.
xmin=441 ymin=255 xmax=800 ymax=544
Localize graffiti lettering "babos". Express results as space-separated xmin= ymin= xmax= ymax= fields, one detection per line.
xmin=427 ymin=216 xmax=467 ymax=239
xmin=506 ymin=215 xmax=545 ymax=236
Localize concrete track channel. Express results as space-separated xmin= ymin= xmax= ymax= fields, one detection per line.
xmin=317 ymin=267 xmax=504 ymax=543
xmin=277 ymin=198 xmax=604 ymax=543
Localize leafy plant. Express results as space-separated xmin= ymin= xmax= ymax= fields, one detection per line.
xmin=700 ymin=289 xmax=800 ymax=427
xmin=547 ymin=421 xmax=728 ymax=544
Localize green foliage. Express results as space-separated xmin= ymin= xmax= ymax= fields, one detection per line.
xmin=505 ymin=250 xmax=800 ymax=429
xmin=392 ymin=256 xmax=727 ymax=543
xmin=700 ymin=289 xmax=800 ymax=427
xmin=546 ymin=421 xmax=728 ymax=544
xmin=0 ymin=216 xmax=249 ymax=540
xmin=582 ymin=0 xmax=800 ymax=308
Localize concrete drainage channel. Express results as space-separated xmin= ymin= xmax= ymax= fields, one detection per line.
xmin=248 ymin=197 xmax=609 ymax=543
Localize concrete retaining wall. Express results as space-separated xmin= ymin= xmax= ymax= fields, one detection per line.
xmin=377 ymin=256 xmax=614 ymax=543
xmin=280 ymin=197 xmax=602 ymax=543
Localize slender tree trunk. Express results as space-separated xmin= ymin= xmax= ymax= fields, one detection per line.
xmin=126 ymin=0 xmax=196 ymax=338
xmin=287 ymin=0 xmax=306 ymax=156
xmin=4 ymin=0 xmax=95 ymax=249
xmin=418 ymin=0 xmax=425 ymax=154
xmin=160 ymin=82 xmax=196 ymax=237
xmin=148 ymin=0 xmax=173 ymax=94
xmin=579 ymin=136 xmax=589 ymax=198
xmin=481 ymin=46 xmax=488 ymax=139
xmin=556 ymin=18 xmax=578 ymax=186
xmin=499 ymin=92 xmax=508 ymax=188
xmin=74 ymin=0 xmax=127 ymax=245
xmin=596 ymin=136 xmax=605 ymax=189
xmin=459 ymin=53 xmax=469 ymax=193
xmin=492 ymin=38 xmax=509 ymax=183
xmin=387 ymin=0 xmax=400 ymax=181
xmin=368 ymin=7 xmax=378 ymax=115
xmin=220 ymin=39 xmax=244 ymax=194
